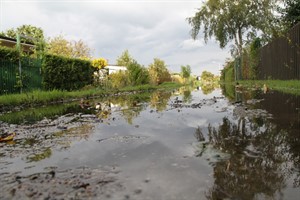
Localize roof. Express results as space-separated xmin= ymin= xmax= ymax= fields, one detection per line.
xmin=0 ymin=35 xmax=35 ymax=52
xmin=0 ymin=35 xmax=35 ymax=45
xmin=105 ymin=65 xmax=127 ymax=70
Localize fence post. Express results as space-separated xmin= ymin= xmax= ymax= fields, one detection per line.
xmin=16 ymin=33 xmax=23 ymax=93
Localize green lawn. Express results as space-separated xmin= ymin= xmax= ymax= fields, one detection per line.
xmin=238 ymin=80 xmax=300 ymax=96
xmin=0 ymin=82 xmax=182 ymax=108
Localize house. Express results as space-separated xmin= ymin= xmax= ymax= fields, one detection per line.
xmin=105 ymin=65 xmax=127 ymax=75
xmin=0 ymin=35 xmax=35 ymax=53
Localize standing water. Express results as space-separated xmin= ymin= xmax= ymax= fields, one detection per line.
xmin=0 ymin=86 xmax=299 ymax=199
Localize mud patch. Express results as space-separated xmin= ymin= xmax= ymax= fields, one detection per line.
xmin=0 ymin=167 xmax=123 ymax=200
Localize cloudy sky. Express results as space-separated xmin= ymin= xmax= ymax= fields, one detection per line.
xmin=1 ymin=0 xmax=231 ymax=75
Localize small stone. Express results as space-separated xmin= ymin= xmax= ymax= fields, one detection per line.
xmin=134 ymin=189 xmax=142 ymax=194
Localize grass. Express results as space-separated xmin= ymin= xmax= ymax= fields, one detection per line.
xmin=0 ymin=82 xmax=182 ymax=109
xmin=238 ymin=80 xmax=300 ymax=96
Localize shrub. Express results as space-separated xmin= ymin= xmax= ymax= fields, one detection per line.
xmin=42 ymin=54 xmax=94 ymax=91
xmin=0 ymin=46 xmax=19 ymax=62
xmin=127 ymin=61 xmax=149 ymax=86
xmin=109 ymin=71 xmax=129 ymax=88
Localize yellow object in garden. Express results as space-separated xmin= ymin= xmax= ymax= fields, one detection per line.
xmin=92 ymin=58 xmax=108 ymax=70
xmin=0 ymin=132 xmax=16 ymax=142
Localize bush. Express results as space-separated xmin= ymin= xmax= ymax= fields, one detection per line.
xmin=109 ymin=71 xmax=129 ymax=88
xmin=0 ymin=46 xmax=19 ymax=62
xmin=221 ymin=60 xmax=235 ymax=83
xmin=127 ymin=61 xmax=149 ymax=86
xmin=42 ymin=54 xmax=94 ymax=91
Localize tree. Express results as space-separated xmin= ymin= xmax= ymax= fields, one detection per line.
xmin=148 ymin=58 xmax=171 ymax=85
xmin=282 ymin=0 xmax=300 ymax=27
xmin=180 ymin=65 xmax=192 ymax=83
xmin=116 ymin=49 xmax=134 ymax=67
xmin=47 ymin=35 xmax=72 ymax=57
xmin=72 ymin=39 xmax=92 ymax=59
xmin=127 ymin=60 xmax=149 ymax=86
xmin=1 ymin=24 xmax=44 ymax=44
xmin=188 ymin=0 xmax=280 ymax=57
xmin=47 ymin=34 xmax=92 ymax=59
xmin=201 ymin=71 xmax=215 ymax=82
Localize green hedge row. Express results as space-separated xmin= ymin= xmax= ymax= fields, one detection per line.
xmin=220 ymin=61 xmax=235 ymax=83
xmin=0 ymin=46 xmax=19 ymax=62
xmin=42 ymin=54 xmax=94 ymax=91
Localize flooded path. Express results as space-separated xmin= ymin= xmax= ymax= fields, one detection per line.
xmin=0 ymin=86 xmax=299 ymax=199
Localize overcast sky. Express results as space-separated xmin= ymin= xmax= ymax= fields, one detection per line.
xmin=1 ymin=0 xmax=231 ymax=75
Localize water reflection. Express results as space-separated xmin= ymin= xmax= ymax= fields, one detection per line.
xmin=197 ymin=86 xmax=300 ymax=199
xmin=204 ymin=117 xmax=287 ymax=199
xmin=0 ymin=86 xmax=299 ymax=199
xmin=150 ymin=90 xmax=172 ymax=112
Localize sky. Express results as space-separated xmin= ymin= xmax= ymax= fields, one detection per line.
xmin=0 ymin=0 xmax=231 ymax=75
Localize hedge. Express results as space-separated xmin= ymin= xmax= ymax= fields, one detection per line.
xmin=0 ymin=46 xmax=19 ymax=62
xmin=42 ymin=54 xmax=94 ymax=91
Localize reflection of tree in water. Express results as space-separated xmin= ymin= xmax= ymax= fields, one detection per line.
xmin=204 ymin=117 xmax=290 ymax=199
xmin=109 ymin=94 xmax=150 ymax=125
xmin=177 ymin=86 xmax=193 ymax=103
xmin=150 ymin=91 xmax=172 ymax=112
xmin=201 ymin=84 xmax=216 ymax=95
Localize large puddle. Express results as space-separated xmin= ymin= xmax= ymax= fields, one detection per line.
xmin=0 ymin=86 xmax=299 ymax=199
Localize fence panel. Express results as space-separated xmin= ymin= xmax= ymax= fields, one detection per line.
xmin=258 ymin=23 xmax=300 ymax=80
xmin=0 ymin=60 xmax=19 ymax=94
xmin=0 ymin=57 xmax=42 ymax=95
xmin=21 ymin=57 xmax=42 ymax=92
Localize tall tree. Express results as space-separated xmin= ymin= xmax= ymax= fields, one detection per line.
xmin=127 ymin=61 xmax=149 ymax=86
xmin=148 ymin=58 xmax=171 ymax=85
xmin=200 ymin=71 xmax=215 ymax=82
xmin=47 ymin=35 xmax=92 ymax=59
xmin=282 ymin=0 xmax=300 ymax=27
xmin=116 ymin=49 xmax=134 ymax=67
xmin=188 ymin=0 xmax=280 ymax=57
xmin=1 ymin=24 xmax=44 ymax=43
xmin=180 ymin=65 xmax=192 ymax=83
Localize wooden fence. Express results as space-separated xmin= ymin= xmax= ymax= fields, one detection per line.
xmin=258 ymin=23 xmax=300 ymax=80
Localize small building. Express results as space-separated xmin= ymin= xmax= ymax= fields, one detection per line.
xmin=0 ymin=35 xmax=35 ymax=53
xmin=105 ymin=65 xmax=127 ymax=75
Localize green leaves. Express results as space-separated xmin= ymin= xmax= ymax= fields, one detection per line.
xmin=116 ymin=49 xmax=134 ymax=67
xmin=188 ymin=0 xmax=280 ymax=57
xmin=42 ymin=54 xmax=93 ymax=91
xmin=2 ymin=24 xmax=44 ymax=44
xmin=47 ymin=35 xmax=92 ymax=59
xmin=148 ymin=58 xmax=171 ymax=85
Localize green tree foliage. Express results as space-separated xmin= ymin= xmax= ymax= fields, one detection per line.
xmin=148 ymin=58 xmax=171 ymax=85
xmin=127 ymin=60 xmax=149 ymax=86
xmin=1 ymin=24 xmax=45 ymax=44
xmin=0 ymin=46 xmax=19 ymax=62
xmin=180 ymin=65 xmax=192 ymax=83
xmin=201 ymin=71 xmax=215 ymax=82
xmin=188 ymin=0 xmax=280 ymax=57
xmin=282 ymin=0 xmax=300 ymax=27
xmin=116 ymin=49 xmax=134 ymax=67
xmin=47 ymin=35 xmax=91 ymax=59
xmin=109 ymin=71 xmax=128 ymax=88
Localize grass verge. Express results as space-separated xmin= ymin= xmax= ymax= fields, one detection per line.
xmin=0 ymin=82 xmax=182 ymax=109
xmin=238 ymin=80 xmax=300 ymax=96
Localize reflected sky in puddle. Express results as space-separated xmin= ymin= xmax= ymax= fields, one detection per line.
xmin=0 ymin=86 xmax=300 ymax=199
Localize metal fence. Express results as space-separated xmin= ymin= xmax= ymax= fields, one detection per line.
xmin=0 ymin=57 xmax=42 ymax=95
xmin=258 ymin=23 xmax=300 ymax=80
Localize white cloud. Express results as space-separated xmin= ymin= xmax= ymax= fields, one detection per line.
xmin=1 ymin=0 xmax=231 ymax=75
xmin=180 ymin=39 xmax=204 ymax=50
